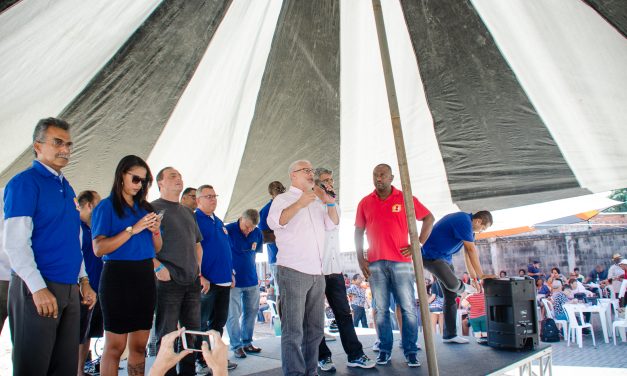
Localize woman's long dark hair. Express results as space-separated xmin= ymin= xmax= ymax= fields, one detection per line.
xmin=111 ymin=155 xmax=154 ymax=217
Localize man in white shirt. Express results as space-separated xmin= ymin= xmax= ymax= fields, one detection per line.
xmin=268 ymin=160 xmax=338 ymax=375
xmin=313 ymin=168 xmax=375 ymax=372
xmin=607 ymin=253 xmax=624 ymax=298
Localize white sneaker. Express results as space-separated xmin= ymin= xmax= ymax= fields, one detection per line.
xmin=372 ymin=340 xmax=380 ymax=352
xmin=443 ymin=336 xmax=469 ymax=344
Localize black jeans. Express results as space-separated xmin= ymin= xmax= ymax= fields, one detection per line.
xmin=155 ymin=277 xmax=201 ymax=376
xmin=198 ymin=283 xmax=231 ymax=365
xmin=423 ymin=259 xmax=464 ymax=339
xmin=319 ymin=273 xmax=364 ymax=361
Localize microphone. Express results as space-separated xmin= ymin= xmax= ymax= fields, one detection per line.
xmin=320 ymin=184 xmax=336 ymax=198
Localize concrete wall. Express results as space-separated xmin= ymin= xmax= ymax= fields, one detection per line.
xmin=336 ymin=227 xmax=627 ymax=279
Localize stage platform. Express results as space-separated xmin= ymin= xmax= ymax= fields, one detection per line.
xmin=127 ymin=329 xmax=552 ymax=376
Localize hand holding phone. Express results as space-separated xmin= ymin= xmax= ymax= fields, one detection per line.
xmin=182 ymin=329 xmax=214 ymax=352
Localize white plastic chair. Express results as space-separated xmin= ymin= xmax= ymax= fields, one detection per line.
xmin=612 ymin=318 xmax=627 ymax=345
xmin=565 ymin=305 xmax=596 ymax=348
xmin=609 ymin=303 xmax=627 ymax=345
xmin=541 ymin=298 xmax=568 ymax=339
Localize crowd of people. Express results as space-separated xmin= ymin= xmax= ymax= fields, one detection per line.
xmin=1 ymin=117 xmax=498 ymax=375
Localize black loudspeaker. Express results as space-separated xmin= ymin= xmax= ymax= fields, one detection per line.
xmin=484 ymin=277 xmax=539 ymax=350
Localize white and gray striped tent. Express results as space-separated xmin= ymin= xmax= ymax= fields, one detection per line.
xmin=1 ymin=0 xmax=625 ymax=245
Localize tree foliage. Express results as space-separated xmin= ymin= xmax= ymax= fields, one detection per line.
xmin=606 ymin=188 xmax=627 ymax=212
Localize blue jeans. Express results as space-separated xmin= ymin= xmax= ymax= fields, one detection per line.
xmin=226 ymin=285 xmax=260 ymax=350
xmin=352 ymin=305 xmax=368 ymax=328
xmin=369 ymin=260 xmax=418 ymax=356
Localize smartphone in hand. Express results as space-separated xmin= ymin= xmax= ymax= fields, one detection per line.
xmin=181 ymin=330 xmax=213 ymax=352
xmin=157 ymin=209 xmax=166 ymax=220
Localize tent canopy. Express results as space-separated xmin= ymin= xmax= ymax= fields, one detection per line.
xmin=1 ymin=0 xmax=626 ymax=250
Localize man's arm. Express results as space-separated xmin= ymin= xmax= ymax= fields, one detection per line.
xmin=4 ymin=217 xmax=46 ymax=293
xmin=418 ymin=213 xmax=435 ymax=245
xmin=354 ymin=227 xmax=370 ymax=280
xmin=278 ymin=190 xmax=316 ymax=226
xmin=463 ymin=248 xmax=477 ymax=279
xmin=462 ymin=241 xmax=485 ymax=279
xmin=196 ymin=242 xmax=203 ymax=267
xmin=4 ymin=217 xmax=59 ymax=318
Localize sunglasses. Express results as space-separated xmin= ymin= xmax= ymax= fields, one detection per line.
xmin=126 ymin=172 xmax=148 ymax=186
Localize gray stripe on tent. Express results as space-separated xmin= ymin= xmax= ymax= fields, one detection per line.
xmin=0 ymin=0 xmax=232 ymax=193
xmin=225 ymin=0 xmax=340 ymax=221
xmin=582 ymin=0 xmax=627 ymax=37
xmin=399 ymin=0 xmax=585 ymax=211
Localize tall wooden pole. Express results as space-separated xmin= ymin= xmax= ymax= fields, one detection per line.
xmin=371 ymin=1 xmax=439 ymax=375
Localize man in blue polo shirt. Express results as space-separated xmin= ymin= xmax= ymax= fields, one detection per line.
xmin=225 ymin=209 xmax=264 ymax=359
xmin=258 ymin=181 xmax=285 ymax=295
xmin=3 ymin=117 xmax=97 ymax=375
xmin=195 ymin=184 xmax=237 ymax=373
xmin=77 ymin=190 xmax=103 ymax=376
xmin=421 ymin=211 xmax=493 ymax=344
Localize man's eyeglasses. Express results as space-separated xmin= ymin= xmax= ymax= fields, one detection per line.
xmin=292 ymin=168 xmax=314 ymax=174
xmin=199 ymin=194 xmax=219 ymax=200
xmin=126 ymin=173 xmax=148 ymax=186
xmin=37 ymin=138 xmax=74 ymax=151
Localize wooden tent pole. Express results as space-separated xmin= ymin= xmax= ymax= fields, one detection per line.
xmin=371 ymin=1 xmax=439 ymax=375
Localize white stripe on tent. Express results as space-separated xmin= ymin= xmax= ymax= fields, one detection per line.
xmin=472 ymin=0 xmax=627 ymax=192
xmin=0 ymin=0 xmax=161 ymax=172
xmin=339 ymin=0 xmax=457 ymax=250
xmin=146 ymin=0 xmax=283 ymax=218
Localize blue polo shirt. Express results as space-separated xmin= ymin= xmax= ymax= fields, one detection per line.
xmin=91 ymin=197 xmax=155 ymax=261
xmin=422 ymin=212 xmax=474 ymax=264
xmin=258 ymin=199 xmax=278 ymax=264
xmin=81 ymin=221 xmax=103 ymax=291
xmin=226 ymin=220 xmax=263 ymax=288
xmin=3 ymin=160 xmax=82 ymax=284
xmin=196 ymin=210 xmax=233 ymax=284
xmin=528 ymin=264 xmax=542 ymax=280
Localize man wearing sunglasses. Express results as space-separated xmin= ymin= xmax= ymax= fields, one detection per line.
xmin=3 ymin=117 xmax=97 ymax=375
xmin=151 ymin=167 xmax=204 ymax=376
xmin=267 ymin=160 xmax=339 ymax=376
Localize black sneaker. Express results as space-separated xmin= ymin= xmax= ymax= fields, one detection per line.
xmin=406 ymin=353 xmax=421 ymax=367
xmin=329 ymin=320 xmax=339 ymax=333
xmin=376 ymin=351 xmax=391 ymax=365
xmin=227 ymin=360 xmax=238 ymax=370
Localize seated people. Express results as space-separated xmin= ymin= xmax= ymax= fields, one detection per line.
xmin=549 ymin=281 xmax=569 ymax=321
xmin=547 ymin=267 xmax=567 ymax=286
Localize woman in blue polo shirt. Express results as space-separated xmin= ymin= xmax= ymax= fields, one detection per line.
xmin=92 ymin=155 xmax=162 ymax=376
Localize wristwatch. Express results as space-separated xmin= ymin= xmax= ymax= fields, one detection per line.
xmin=126 ymin=226 xmax=134 ymax=236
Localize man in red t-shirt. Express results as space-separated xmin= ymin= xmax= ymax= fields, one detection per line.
xmin=354 ymin=164 xmax=434 ymax=367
